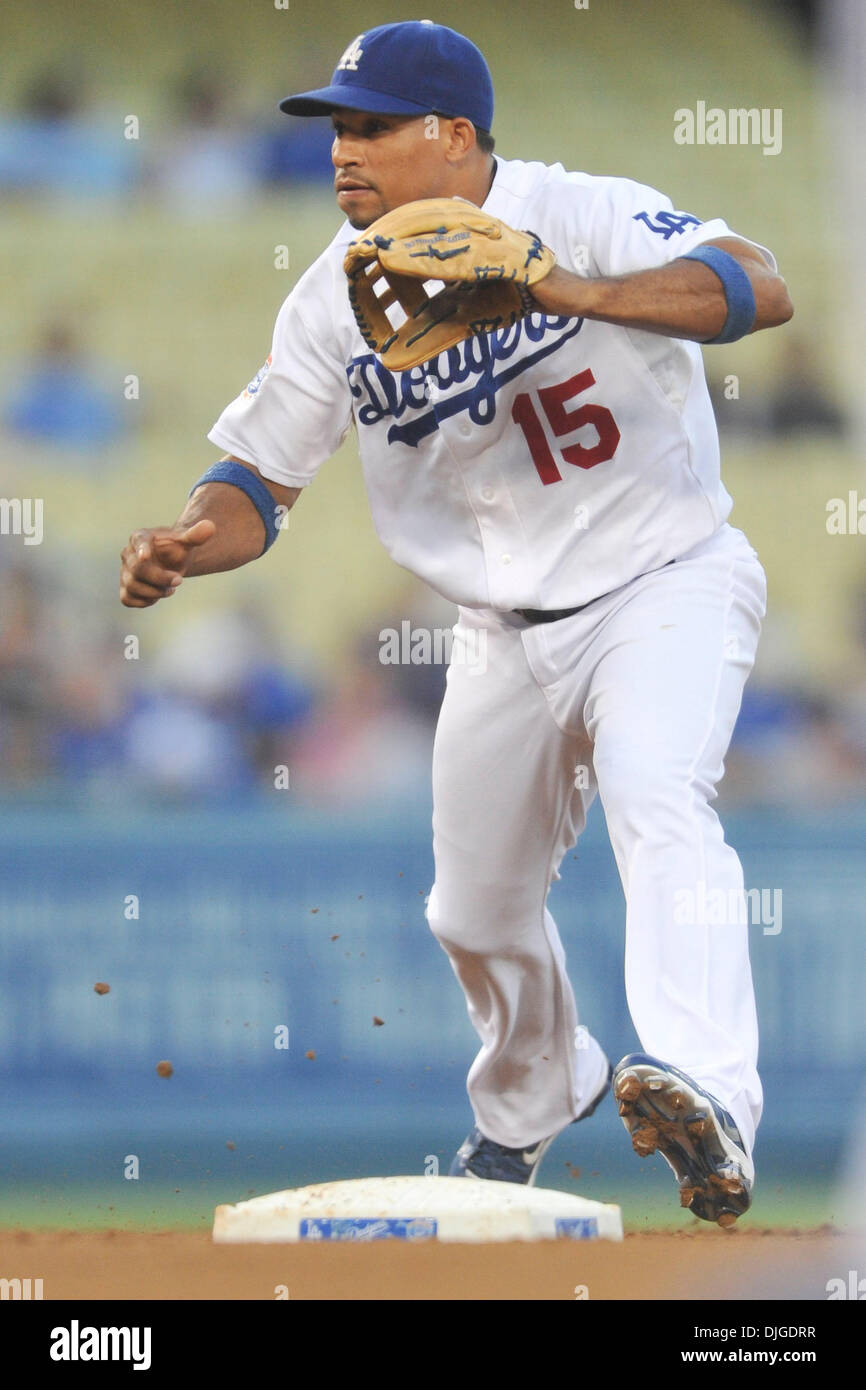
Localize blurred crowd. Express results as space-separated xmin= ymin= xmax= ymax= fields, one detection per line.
xmin=707 ymin=335 xmax=849 ymax=445
xmin=1 ymin=544 xmax=865 ymax=809
xmin=2 ymin=64 xmax=863 ymax=809
xmin=0 ymin=65 xmax=334 ymax=206
xmin=0 ymin=555 xmax=444 ymax=807
xmin=3 ymin=318 xmax=128 ymax=458
xmin=3 ymin=317 xmax=850 ymax=463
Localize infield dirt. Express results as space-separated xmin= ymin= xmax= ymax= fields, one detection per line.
xmin=0 ymin=1227 xmax=842 ymax=1299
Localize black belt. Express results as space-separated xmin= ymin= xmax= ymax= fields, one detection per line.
xmin=513 ymin=604 xmax=590 ymax=624
xmin=513 ymin=561 xmax=676 ymax=625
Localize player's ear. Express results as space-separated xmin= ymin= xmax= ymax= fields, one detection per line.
xmin=443 ymin=117 xmax=477 ymax=162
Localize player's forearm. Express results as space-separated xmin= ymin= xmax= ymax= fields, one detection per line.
xmin=171 ymin=482 xmax=269 ymax=576
xmin=173 ymin=459 xmax=301 ymax=577
xmin=532 ymin=251 xmax=793 ymax=342
xmin=119 ymin=458 xmax=299 ymax=607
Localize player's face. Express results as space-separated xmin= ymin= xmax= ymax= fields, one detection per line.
xmin=331 ymin=109 xmax=449 ymax=227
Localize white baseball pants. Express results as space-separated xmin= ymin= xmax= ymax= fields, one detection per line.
xmin=426 ymin=523 xmax=767 ymax=1155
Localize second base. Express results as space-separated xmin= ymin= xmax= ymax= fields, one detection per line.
xmin=213 ymin=1175 xmax=623 ymax=1243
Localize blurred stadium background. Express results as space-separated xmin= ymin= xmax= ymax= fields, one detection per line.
xmin=0 ymin=0 xmax=863 ymax=1231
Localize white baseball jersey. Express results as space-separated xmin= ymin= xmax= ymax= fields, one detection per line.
xmin=208 ymin=155 xmax=774 ymax=611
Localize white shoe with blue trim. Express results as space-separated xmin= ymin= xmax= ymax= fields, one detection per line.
xmin=613 ymin=1052 xmax=754 ymax=1227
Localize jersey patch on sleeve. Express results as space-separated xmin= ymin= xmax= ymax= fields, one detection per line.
xmin=243 ymin=353 xmax=272 ymax=399
xmin=633 ymin=210 xmax=703 ymax=239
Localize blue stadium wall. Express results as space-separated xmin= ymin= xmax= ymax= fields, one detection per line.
xmin=0 ymin=801 xmax=861 ymax=1192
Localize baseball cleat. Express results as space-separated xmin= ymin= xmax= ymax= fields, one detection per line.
xmin=449 ymin=1057 xmax=612 ymax=1185
xmin=448 ymin=1127 xmax=559 ymax=1185
xmin=612 ymin=1053 xmax=753 ymax=1226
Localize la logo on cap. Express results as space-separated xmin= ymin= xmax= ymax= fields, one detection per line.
xmin=337 ymin=34 xmax=364 ymax=71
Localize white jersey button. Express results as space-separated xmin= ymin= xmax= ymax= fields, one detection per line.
xmin=500 ymin=553 xmax=513 ymax=565
xmin=481 ymin=487 xmax=495 ymax=502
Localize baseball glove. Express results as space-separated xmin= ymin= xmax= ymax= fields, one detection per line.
xmin=343 ymin=198 xmax=556 ymax=372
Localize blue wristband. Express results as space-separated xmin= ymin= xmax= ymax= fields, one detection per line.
xmin=188 ymin=460 xmax=281 ymax=554
xmin=679 ymin=245 xmax=756 ymax=344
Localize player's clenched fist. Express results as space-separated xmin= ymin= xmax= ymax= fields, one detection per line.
xmin=119 ymin=519 xmax=216 ymax=608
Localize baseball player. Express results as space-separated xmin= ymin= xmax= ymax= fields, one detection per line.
xmin=120 ymin=22 xmax=793 ymax=1226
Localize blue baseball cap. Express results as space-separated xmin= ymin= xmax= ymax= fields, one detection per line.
xmin=279 ymin=21 xmax=494 ymax=132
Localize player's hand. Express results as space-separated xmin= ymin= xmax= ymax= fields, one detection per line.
xmin=119 ymin=519 xmax=216 ymax=607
